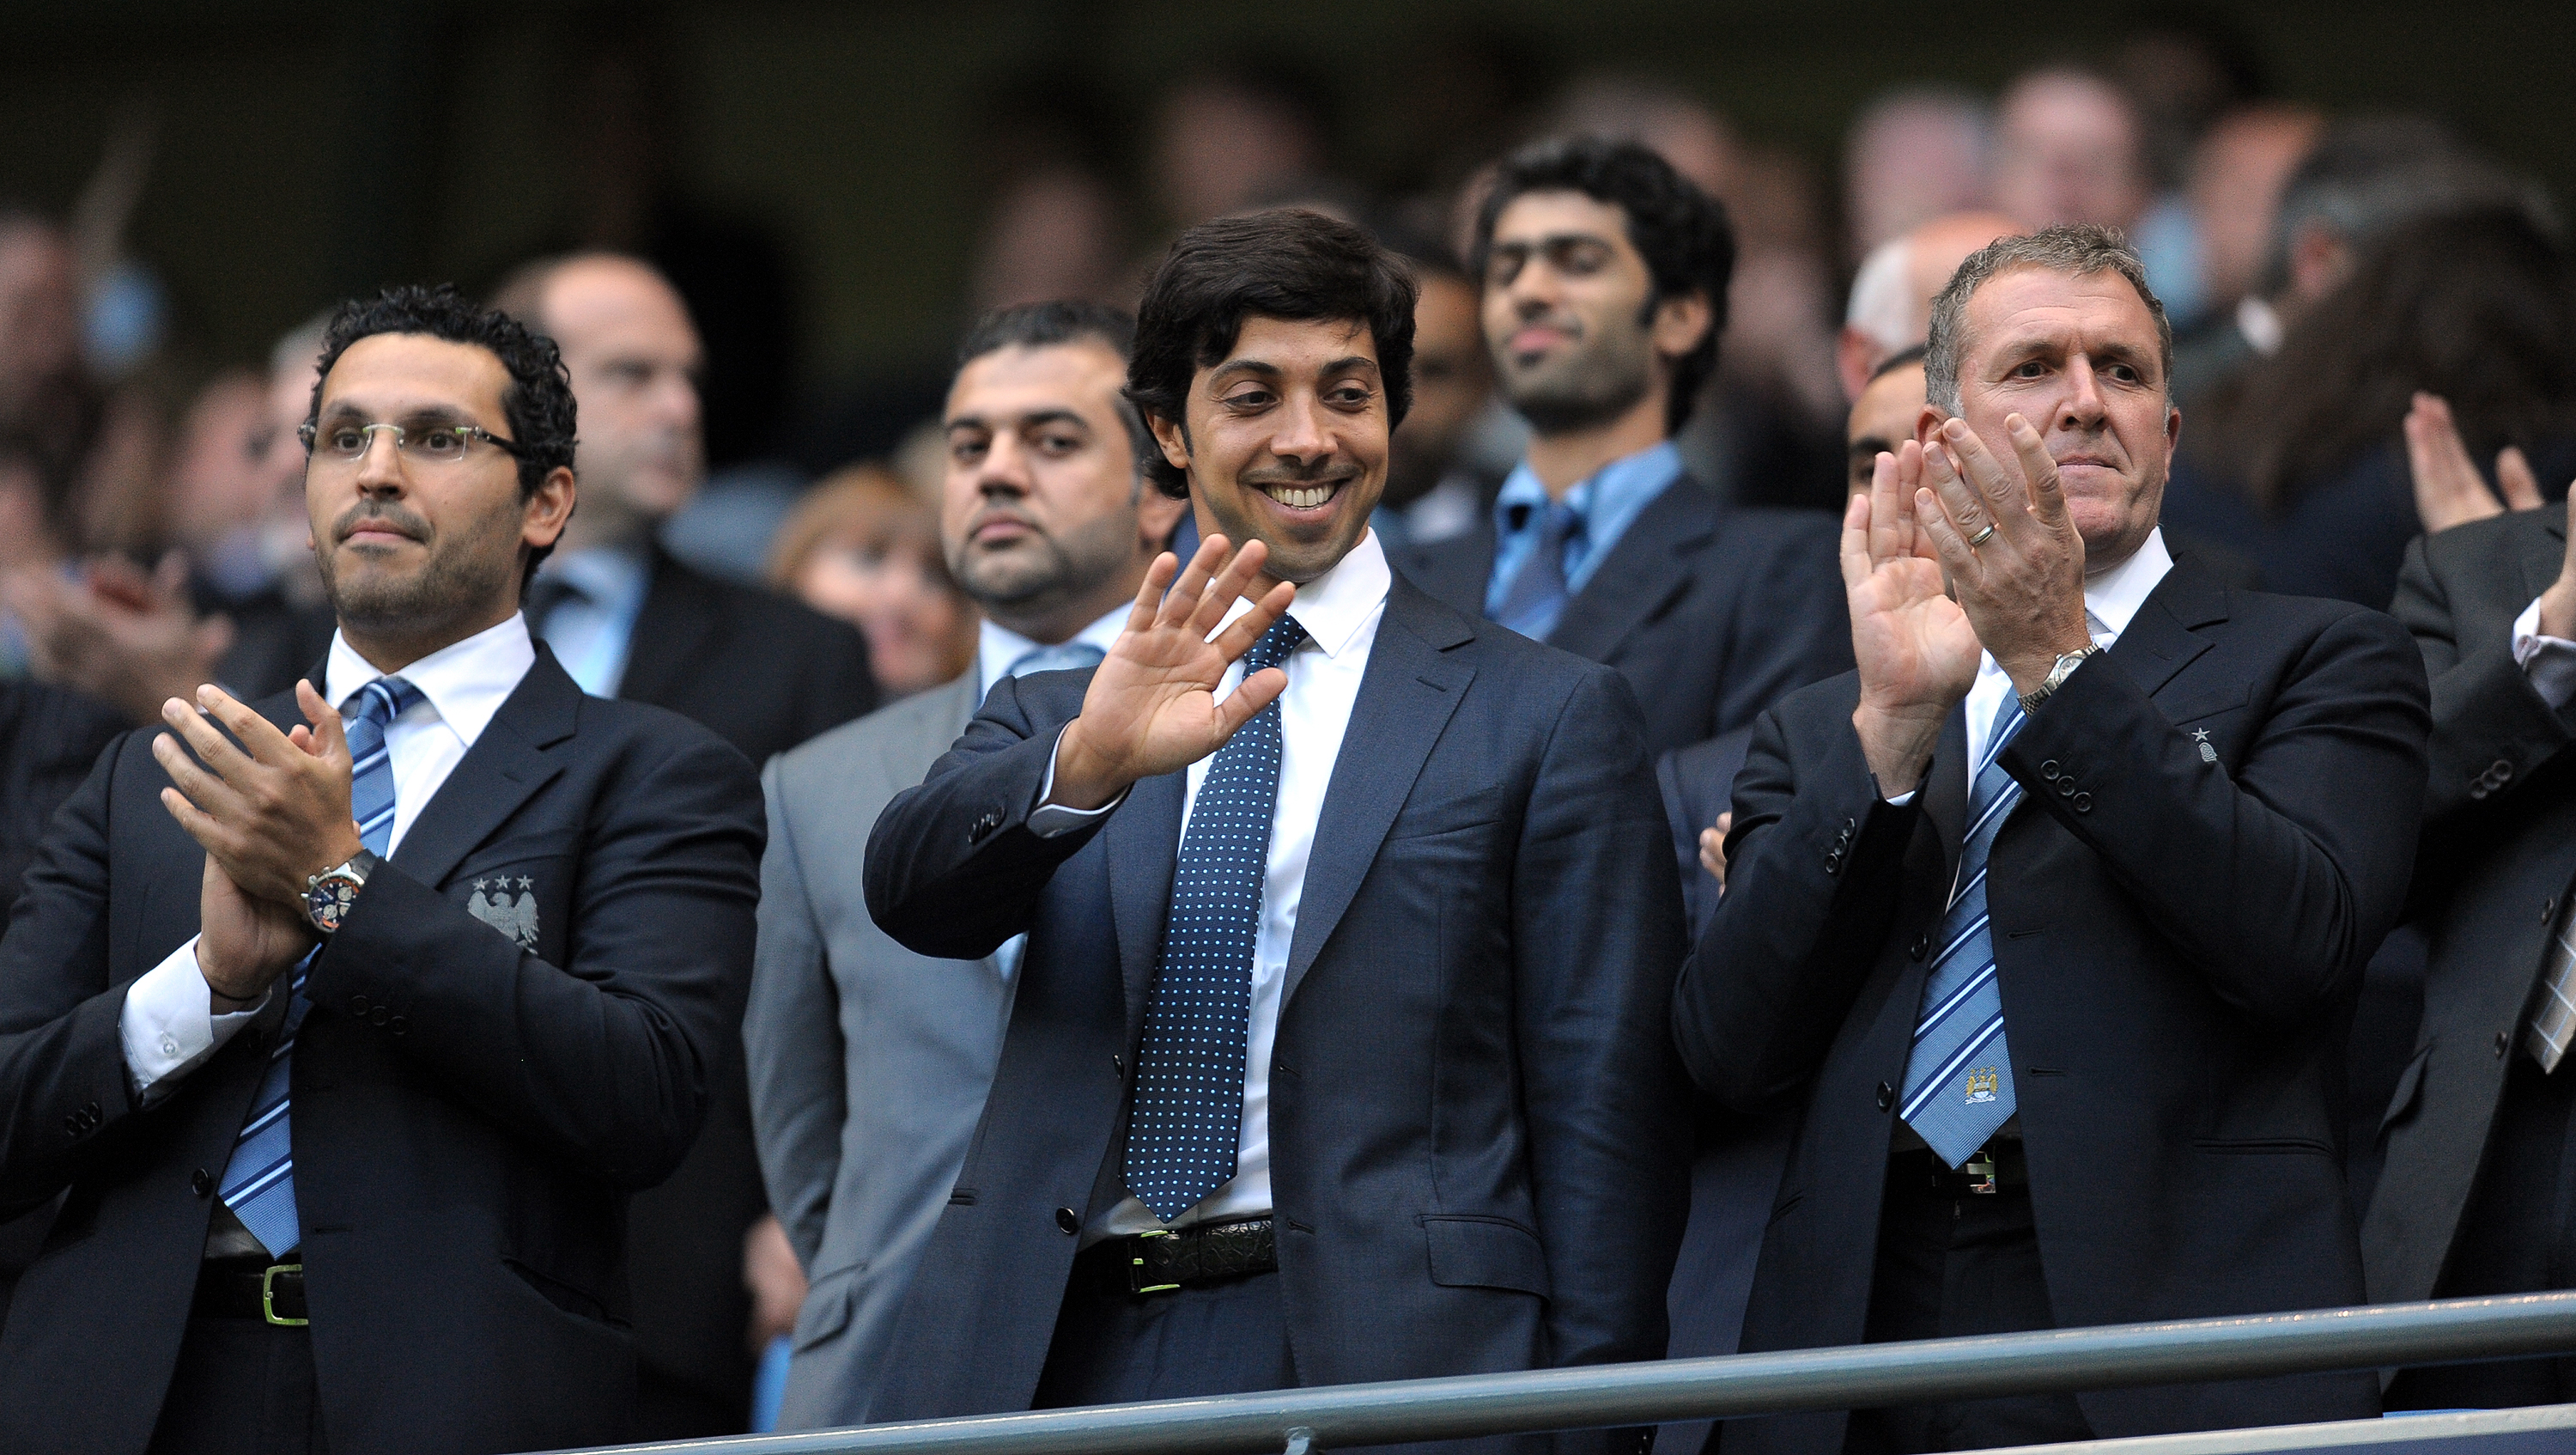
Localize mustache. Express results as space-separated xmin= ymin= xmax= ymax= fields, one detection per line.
xmin=332 ymin=500 xmax=432 ymax=545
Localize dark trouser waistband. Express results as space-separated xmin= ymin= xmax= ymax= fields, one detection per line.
xmin=1890 ymin=1141 xmax=2030 ymax=1196
xmin=193 ymin=1259 xmax=308 ymax=1324
xmin=1076 ymin=1216 xmax=1278 ymax=1297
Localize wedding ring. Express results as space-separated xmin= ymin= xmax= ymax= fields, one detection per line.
xmin=1965 ymin=522 xmax=1998 ymax=548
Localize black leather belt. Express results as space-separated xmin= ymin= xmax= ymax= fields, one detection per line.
xmin=1080 ymin=1216 xmax=1278 ymax=1296
xmin=194 ymin=1260 xmax=308 ymax=1325
xmin=1894 ymin=1142 xmax=2029 ymax=1196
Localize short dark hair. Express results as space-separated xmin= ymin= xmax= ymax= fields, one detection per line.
xmin=956 ymin=301 xmax=1153 ymax=472
xmin=1472 ymin=136 xmax=1737 ymax=433
xmin=1126 ymin=209 xmax=1418 ymax=500
xmin=308 ymin=283 xmax=580 ymax=577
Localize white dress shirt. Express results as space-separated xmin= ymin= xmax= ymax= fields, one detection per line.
xmin=2513 ymin=595 xmax=2576 ymax=709
xmin=116 ymin=613 xmax=538 ymax=1098
xmin=1036 ymin=531 xmax=1393 ymax=1238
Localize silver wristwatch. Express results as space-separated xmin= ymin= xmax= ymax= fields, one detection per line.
xmin=305 ymin=850 xmax=381 ymax=935
xmin=2017 ymin=645 xmax=2100 ymax=715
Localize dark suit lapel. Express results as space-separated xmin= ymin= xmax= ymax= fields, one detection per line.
xmin=389 ymin=648 xmax=579 ymax=890
xmin=1282 ymin=579 xmax=1476 ymax=1007
xmin=614 ymin=549 xmax=721 ymax=705
xmin=1546 ymin=480 xmax=1708 ymax=661
xmin=1105 ymin=771 xmax=1185 ymax=1042
xmin=2105 ymin=558 xmax=2226 ymax=703
xmin=1394 ymin=523 xmax=1498 ymax=618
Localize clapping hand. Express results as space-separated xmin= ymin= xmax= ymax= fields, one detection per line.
xmin=156 ymin=682 xmax=363 ymax=1001
xmin=1046 ymin=534 xmax=1297 ymax=811
xmin=1841 ymin=440 xmax=1984 ymax=794
xmin=2407 ymin=392 xmax=2544 ymax=534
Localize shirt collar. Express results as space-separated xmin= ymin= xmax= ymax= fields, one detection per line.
xmin=1279 ymin=527 xmax=1391 ymax=660
xmin=976 ymin=602 xmax=1131 ymax=699
xmin=1206 ymin=527 xmax=1394 ymax=663
xmin=541 ymin=544 xmax=653 ymax=615
xmin=2081 ymin=527 xmax=2173 ymax=641
xmin=1492 ymin=440 xmax=1683 ymax=533
xmin=324 ymin=612 xmax=537 ymax=750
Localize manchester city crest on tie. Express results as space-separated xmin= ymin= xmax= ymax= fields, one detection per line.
xmin=1964 ymin=1067 xmax=2001 ymax=1105
xmin=468 ymin=877 xmax=540 ymax=950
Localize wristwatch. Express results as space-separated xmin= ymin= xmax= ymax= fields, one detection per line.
xmin=2017 ymin=644 xmax=2101 ymax=715
xmin=305 ymin=850 xmax=382 ymax=935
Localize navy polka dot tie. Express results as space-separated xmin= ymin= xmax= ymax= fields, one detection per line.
xmin=1125 ymin=615 xmax=1306 ymax=1221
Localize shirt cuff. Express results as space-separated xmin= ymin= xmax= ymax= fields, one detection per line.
xmin=1028 ymin=723 xmax=1130 ymax=837
xmin=2513 ymin=595 xmax=2576 ymax=709
xmin=118 ymin=936 xmax=267 ymax=1100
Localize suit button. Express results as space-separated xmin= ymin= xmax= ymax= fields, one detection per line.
xmin=61 ymin=1115 xmax=80 ymax=1135
xmin=1843 ymin=818 xmax=1856 ymax=831
xmin=2040 ymin=759 xmax=2060 ymax=780
xmin=1824 ymin=852 xmax=1842 ymax=876
xmin=191 ymin=1168 xmax=214 ymax=1197
xmin=2073 ymin=793 xmax=2093 ymax=813
xmin=1111 ymin=1053 xmax=1125 ymax=1075
xmin=2057 ymin=779 xmax=2076 ymax=797
xmin=387 ymin=1015 xmax=407 ymax=1037
xmin=369 ymin=1007 xmax=390 ymax=1026
xmin=1909 ymin=934 xmax=1929 ymax=960
xmin=2470 ymin=782 xmax=2489 ymax=801
xmin=349 ymin=994 xmax=368 ymax=1016
xmin=1054 ymin=1207 xmax=1081 ymax=1235
xmin=2492 ymin=759 xmax=2514 ymax=782
xmin=1876 ymin=1081 xmax=1895 ymax=1111
xmin=2498 ymin=1032 xmax=2513 ymax=1057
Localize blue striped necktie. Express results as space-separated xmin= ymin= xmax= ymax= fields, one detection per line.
xmin=1124 ymin=616 xmax=1305 ymax=1221
xmin=1900 ymin=691 xmax=2027 ymax=1168
xmin=216 ymin=675 xmax=421 ymax=1259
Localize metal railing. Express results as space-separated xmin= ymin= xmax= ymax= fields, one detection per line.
xmin=542 ymin=1293 xmax=2576 ymax=1455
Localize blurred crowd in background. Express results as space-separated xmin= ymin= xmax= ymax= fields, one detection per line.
xmin=4 ymin=7 xmax=2569 ymax=731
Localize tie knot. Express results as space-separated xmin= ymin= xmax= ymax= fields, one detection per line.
xmin=1245 ymin=614 xmax=1308 ymax=673
xmin=343 ymin=676 xmax=423 ymax=728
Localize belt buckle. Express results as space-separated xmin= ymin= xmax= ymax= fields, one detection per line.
xmin=262 ymin=1263 xmax=307 ymax=1327
xmin=1128 ymin=1228 xmax=1181 ymax=1295
xmin=1964 ymin=1150 xmax=1998 ymax=1196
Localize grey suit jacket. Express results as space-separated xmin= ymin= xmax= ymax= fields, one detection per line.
xmin=746 ymin=672 xmax=1016 ymax=1430
xmin=2366 ymin=508 xmax=2576 ymax=1309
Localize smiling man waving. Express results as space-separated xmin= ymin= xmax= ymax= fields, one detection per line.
xmin=863 ymin=210 xmax=1689 ymax=1452
xmin=1674 ymin=227 xmax=2430 ymax=1454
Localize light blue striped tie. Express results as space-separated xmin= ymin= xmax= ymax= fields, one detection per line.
xmin=1900 ymin=691 xmax=2028 ymax=1168
xmin=216 ymin=675 xmax=419 ymax=1259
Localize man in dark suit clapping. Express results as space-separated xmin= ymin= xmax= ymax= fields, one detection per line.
xmin=863 ymin=210 xmax=1689 ymax=1452
xmin=1679 ymin=227 xmax=2427 ymax=1453
xmin=0 ymin=284 xmax=764 ymax=1455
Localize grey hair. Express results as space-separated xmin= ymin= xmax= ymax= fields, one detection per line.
xmin=1923 ymin=223 xmax=2171 ymax=415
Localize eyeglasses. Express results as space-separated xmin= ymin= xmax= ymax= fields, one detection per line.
xmin=298 ymin=420 xmax=528 ymax=466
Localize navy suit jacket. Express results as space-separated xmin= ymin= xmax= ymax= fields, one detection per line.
xmin=0 ymin=647 xmax=764 ymax=1455
xmin=861 ymin=575 xmax=1690 ymax=1448
xmin=1676 ymin=562 xmax=2428 ymax=1453
xmin=1394 ymin=478 xmax=1850 ymax=757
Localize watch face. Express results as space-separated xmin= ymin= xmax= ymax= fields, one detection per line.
xmin=307 ymin=873 xmax=362 ymax=934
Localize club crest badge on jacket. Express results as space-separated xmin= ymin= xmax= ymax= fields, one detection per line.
xmin=469 ymin=877 xmax=540 ymax=950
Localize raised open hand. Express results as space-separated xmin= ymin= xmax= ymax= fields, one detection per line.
xmin=2407 ymin=392 xmax=2544 ymax=535
xmin=1047 ymin=533 xmax=1297 ymax=810
xmin=1842 ymin=441 xmax=1982 ymax=793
